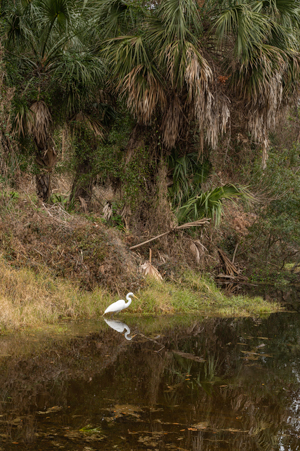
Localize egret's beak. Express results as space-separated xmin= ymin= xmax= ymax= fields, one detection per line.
xmin=133 ymin=295 xmax=138 ymax=299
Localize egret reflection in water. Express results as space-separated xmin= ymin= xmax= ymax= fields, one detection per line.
xmin=104 ymin=319 xmax=134 ymax=340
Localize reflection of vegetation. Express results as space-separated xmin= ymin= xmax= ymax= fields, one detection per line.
xmin=79 ymin=425 xmax=104 ymax=435
xmin=204 ymin=355 xmax=219 ymax=382
xmin=0 ymin=313 xmax=299 ymax=450
xmin=165 ymin=351 xmax=223 ymax=403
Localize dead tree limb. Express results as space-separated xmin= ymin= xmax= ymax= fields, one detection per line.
xmin=129 ymin=218 xmax=210 ymax=250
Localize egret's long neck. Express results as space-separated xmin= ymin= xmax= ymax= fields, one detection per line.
xmin=125 ymin=294 xmax=133 ymax=307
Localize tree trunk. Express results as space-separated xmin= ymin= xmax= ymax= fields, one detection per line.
xmin=70 ymin=149 xmax=94 ymax=206
xmin=35 ymin=146 xmax=57 ymax=203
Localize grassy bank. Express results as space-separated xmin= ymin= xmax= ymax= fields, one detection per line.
xmin=0 ymin=258 xmax=282 ymax=330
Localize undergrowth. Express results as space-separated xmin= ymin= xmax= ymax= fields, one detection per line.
xmin=135 ymin=275 xmax=282 ymax=317
xmin=0 ymin=258 xmax=110 ymax=329
xmin=0 ymin=260 xmax=282 ymax=331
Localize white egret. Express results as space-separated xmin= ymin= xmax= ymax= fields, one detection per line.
xmin=104 ymin=319 xmax=134 ymax=340
xmin=102 ymin=292 xmax=137 ymax=317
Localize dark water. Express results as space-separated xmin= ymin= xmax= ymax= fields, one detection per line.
xmin=0 ymin=312 xmax=300 ymax=451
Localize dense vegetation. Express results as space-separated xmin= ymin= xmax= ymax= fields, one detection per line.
xmin=1 ymin=0 xmax=300 ymax=287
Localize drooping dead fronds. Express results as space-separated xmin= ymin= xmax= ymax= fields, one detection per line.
xmin=231 ymin=48 xmax=288 ymax=168
xmin=185 ymin=45 xmax=212 ymax=103
xmin=14 ymin=107 xmax=33 ymax=138
xmin=247 ymin=68 xmax=284 ymax=133
xmin=147 ymin=162 xmax=176 ymax=235
xmin=185 ymin=45 xmax=230 ymax=150
xmin=71 ymin=111 xmax=104 ymax=139
xmin=79 ymin=196 xmax=88 ymax=213
xmin=28 ymin=101 xmax=52 ymax=146
xmin=122 ymin=65 xmax=167 ymax=123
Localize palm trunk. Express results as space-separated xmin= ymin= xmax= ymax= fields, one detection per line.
xmin=70 ymin=148 xmax=94 ymax=205
xmin=29 ymin=101 xmax=55 ymax=203
xmin=35 ymin=146 xmax=57 ymax=203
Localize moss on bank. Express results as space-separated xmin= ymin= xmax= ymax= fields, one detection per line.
xmin=0 ymin=258 xmax=282 ymax=331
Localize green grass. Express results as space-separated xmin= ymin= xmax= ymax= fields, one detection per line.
xmin=131 ymin=273 xmax=281 ymax=317
xmin=0 ymin=259 xmax=282 ymax=331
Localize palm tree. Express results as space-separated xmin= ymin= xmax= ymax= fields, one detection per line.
xmin=100 ymin=0 xmax=232 ymax=151
xmin=95 ymin=0 xmax=300 ymax=226
xmin=101 ymin=0 xmax=300 ymax=161
xmin=2 ymin=0 xmax=105 ymax=201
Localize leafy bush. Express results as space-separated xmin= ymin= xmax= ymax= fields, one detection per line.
xmin=245 ymin=142 xmax=300 ymax=271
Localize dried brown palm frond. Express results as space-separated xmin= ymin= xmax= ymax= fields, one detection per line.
xmin=60 ymin=125 xmax=71 ymax=161
xmin=103 ymin=202 xmax=113 ymax=221
xmin=79 ymin=196 xmax=88 ymax=213
xmin=185 ymin=45 xmax=230 ymax=150
xmin=13 ymin=107 xmax=32 ymax=138
xmin=140 ymin=261 xmax=163 ymax=281
xmin=206 ymin=94 xmax=230 ymax=150
xmin=176 ymin=218 xmax=211 ymax=230
xmin=122 ymin=65 xmax=167 ymax=123
xmin=231 ymin=48 xmax=287 ymax=167
xmin=164 ymin=41 xmax=186 ymax=88
xmin=0 ymin=44 xmax=17 ymax=178
xmin=247 ymin=69 xmax=284 ymax=167
xmin=185 ymin=44 xmax=212 ymax=103
xmin=190 ymin=241 xmax=201 ymax=264
xmin=160 ymin=42 xmax=230 ymax=151
xmin=28 ymin=101 xmax=52 ymax=146
xmin=189 ymin=239 xmax=208 ymax=265
xmin=140 ymin=248 xmax=163 ymax=281
xmin=71 ymin=111 xmax=105 ymax=139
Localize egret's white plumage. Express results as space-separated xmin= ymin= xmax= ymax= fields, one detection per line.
xmin=103 ymin=292 xmax=137 ymax=316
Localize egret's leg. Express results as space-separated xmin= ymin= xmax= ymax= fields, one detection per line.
xmin=111 ymin=310 xmax=120 ymax=319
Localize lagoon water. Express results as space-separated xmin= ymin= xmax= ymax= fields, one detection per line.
xmin=0 ymin=312 xmax=300 ymax=450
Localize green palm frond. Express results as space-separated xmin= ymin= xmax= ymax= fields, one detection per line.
xmin=147 ymin=0 xmax=203 ymax=90
xmin=91 ymin=0 xmax=142 ymax=38
xmin=168 ymin=151 xmax=211 ymax=206
xmin=36 ymin=0 xmax=72 ymax=29
xmin=156 ymin=0 xmax=201 ymax=43
xmin=264 ymin=0 xmax=300 ymax=28
xmin=54 ymin=56 xmax=105 ymax=113
xmin=214 ymin=2 xmax=272 ymax=58
xmin=177 ymin=184 xmax=254 ymax=226
xmin=104 ymin=35 xmax=166 ymax=122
